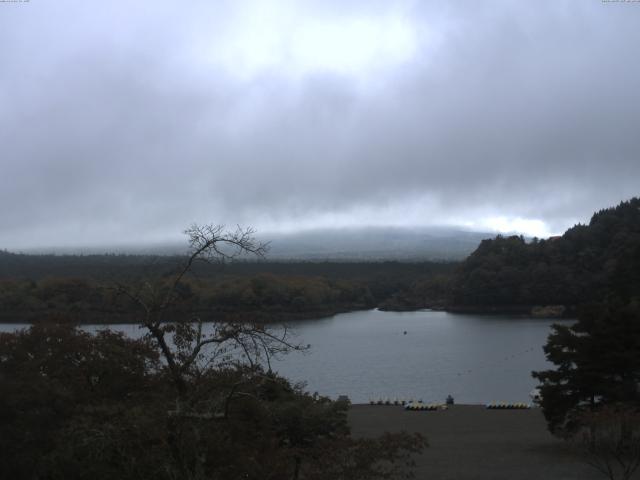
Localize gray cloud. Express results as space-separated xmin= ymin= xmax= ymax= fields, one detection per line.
xmin=1 ymin=0 xmax=639 ymax=248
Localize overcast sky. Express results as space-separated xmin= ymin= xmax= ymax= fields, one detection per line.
xmin=1 ymin=0 xmax=639 ymax=249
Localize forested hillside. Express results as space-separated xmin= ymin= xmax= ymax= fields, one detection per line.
xmin=0 ymin=253 xmax=454 ymax=323
xmin=450 ymin=198 xmax=640 ymax=313
xmin=3 ymin=198 xmax=638 ymax=320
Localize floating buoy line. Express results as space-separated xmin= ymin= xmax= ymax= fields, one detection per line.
xmin=367 ymin=399 xmax=533 ymax=409
xmin=369 ymin=398 xmax=410 ymax=406
xmin=367 ymin=398 xmax=449 ymax=410
xmin=485 ymin=402 xmax=531 ymax=409
xmin=364 ymin=346 xmax=542 ymax=406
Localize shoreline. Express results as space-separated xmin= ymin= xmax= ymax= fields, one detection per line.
xmin=0 ymin=303 xmax=576 ymax=324
xmin=0 ymin=304 xmax=370 ymax=325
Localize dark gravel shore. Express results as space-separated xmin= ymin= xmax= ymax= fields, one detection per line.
xmin=348 ymin=405 xmax=609 ymax=480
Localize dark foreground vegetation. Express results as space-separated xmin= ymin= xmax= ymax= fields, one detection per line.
xmin=532 ymin=300 xmax=640 ymax=480
xmin=0 ymin=324 xmax=424 ymax=479
xmin=0 ymin=225 xmax=425 ymax=480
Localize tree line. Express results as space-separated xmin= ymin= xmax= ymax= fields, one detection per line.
xmin=449 ymin=198 xmax=640 ymax=313
xmin=0 ymin=253 xmax=454 ymax=323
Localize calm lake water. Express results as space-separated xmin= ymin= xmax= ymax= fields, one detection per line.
xmin=1 ymin=309 xmax=569 ymax=404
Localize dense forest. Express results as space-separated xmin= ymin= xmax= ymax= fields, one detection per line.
xmin=0 ymin=253 xmax=454 ymax=323
xmin=0 ymin=315 xmax=425 ymax=479
xmin=448 ymin=198 xmax=640 ymax=315
xmin=1 ymin=198 xmax=638 ymax=322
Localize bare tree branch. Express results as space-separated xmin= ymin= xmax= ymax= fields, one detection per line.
xmin=110 ymin=224 xmax=299 ymax=402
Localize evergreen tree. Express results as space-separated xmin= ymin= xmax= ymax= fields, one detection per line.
xmin=532 ymin=301 xmax=640 ymax=434
xmin=452 ymin=197 xmax=640 ymax=310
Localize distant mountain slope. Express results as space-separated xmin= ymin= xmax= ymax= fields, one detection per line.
xmin=450 ymin=198 xmax=640 ymax=311
xmin=263 ymin=227 xmax=493 ymax=261
xmin=13 ymin=226 xmax=494 ymax=261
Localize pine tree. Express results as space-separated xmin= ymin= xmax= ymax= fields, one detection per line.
xmin=533 ymin=301 xmax=640 ymax=434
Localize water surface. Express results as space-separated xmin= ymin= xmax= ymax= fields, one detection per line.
xmin=271 ymin=309 xmax=565 ymax=404
xmin=1 ymin=309 xmax=568 ymax=404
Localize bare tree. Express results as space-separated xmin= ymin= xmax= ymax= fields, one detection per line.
xmin=569 ymin=405 xmax=640 ymax=480
xmin=115 ymin=224 xmax=303 ymax=400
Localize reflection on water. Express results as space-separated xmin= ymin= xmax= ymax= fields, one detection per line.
xmin=0 ymin=309 xmax=570 ymax=404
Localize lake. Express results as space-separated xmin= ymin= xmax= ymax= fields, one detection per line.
xmin=0 ymin=309 xmax=568 ymax=404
